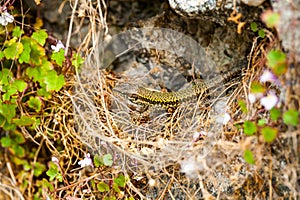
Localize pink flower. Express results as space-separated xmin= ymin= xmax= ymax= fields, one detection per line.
xmin=193 ymin=131 xmax=207 ymax=142
xmin=51 ymin=40 xmax=65 ymax=52
xmin=260 ymin=92 xmax=278 ymax=110
xmin=51 ymin=156 xmax=59 ymax=163
xmin=260 ymin=69 xmax=280 ymax=85
xmin=78 ymin=153 xmax=93 ymax=167
xmin=0 ymin=9 xmax=14 ymax=26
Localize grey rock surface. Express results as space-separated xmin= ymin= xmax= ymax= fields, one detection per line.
xmin=168 ymin=0 xmax=263 ymax=25
xmin=271 ymin=0 xmax=300 ymax=61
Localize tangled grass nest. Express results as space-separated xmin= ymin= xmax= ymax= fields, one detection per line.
xmin=8 ymin=0 xmax=297 ymax=199
xmin=68 ymin=25 xmax=297 ymax=200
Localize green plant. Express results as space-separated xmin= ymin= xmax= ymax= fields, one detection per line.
xmin=241 ymin=49 xmax=298 ymax=164
xmin=0 ymin=8 xmax=84 ymax=199
xmin=46 ymin=162 xmax=63 ymax=182
xmin=244 ymin=149 xmax=255 ymax=164
xmin=94 ymin=153 xmax=114 ymax=167
xmin=266 ymin=50 xmax=287 ymax=75
xmin=0 ymin=130 xmax=47 ymax=195
xmin=250 ymin=22 xmax=265 ymax=38
xmin=94 ymin=154 xmax=130 ymax=198
xmin=261 ymin=10 xmax=280 ymax=28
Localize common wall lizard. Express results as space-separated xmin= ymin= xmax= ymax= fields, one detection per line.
xmin=115 ymin=66 xmax=243 ymax=108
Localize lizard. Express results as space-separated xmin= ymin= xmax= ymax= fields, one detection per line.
xmin=114 ymin=66 xmax=243 ymax=110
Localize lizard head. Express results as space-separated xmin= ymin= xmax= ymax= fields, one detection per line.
xmin=113 ymin=83 xmax=142 ymax=104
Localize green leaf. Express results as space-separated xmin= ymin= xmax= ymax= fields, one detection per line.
xmin=28 ymin=37 xmax=45 ymax=65
xmin=31 ymin=118 xmax=40 ymax=130
xmin=72 ymin=53 xmax=84 ymax=69
xmin=1 ymin=136 xmax=12 ymax=147
xmin=31 ymin=29 xmax=48 ymax=46
xmin=26 ymin=66 xmax=43 ymax=82
xmin=273 ymin=63 xmax=287 ymax=76
xmin=105 ymin=197 xmax=116 ymax=200
xmin=243 ymin=120 xmax=257 ymax=136
xmin=0 ymin=103 xmax=17 ymax=123
xmin=46 ymin=162 xmax=60 ymax=181
xmin=261 ymin=10 xmax=280 ymax=28
xmin=44 ymin=71 xmax=65 ymax=91
xmin=27 ymin=96 xmax=42 ymax=112
xmin=19 ymin=37 xmax=32 ymax=64
xmin=34 ymin=193 xmax=42 ymax=200
xmin=283 ymin=109 xmax=298 ymax=126
xmin=238 ymin=100 xmax=247 ymax=114
xmin=24 ymin=161 xmax=32 ymax=171
xmin=267 ymin=50 xmax=287 ymax=75
xmin=114 ymin=174 xmax=126 ymax=188
xmin=17 ymin=36 xmax=43 ymax=65
xmin=270 ymin=108 xmax=281 ymax=121
xmin=4 ymin=38 xmax=24 ymax=59
xmin=0 ymin=68 xmax=12 ymax=85
xmin=112 ymin=182 xmax=121 ymax=193
xmin=11 ymin=144 xmax=25 ymax=157
xmin=26 ymin=57 xmax=53 ymax=82
xmin=0 ymin=51 xmax=4 ymax=59
xmin=12 ymin=26 xmax=24 ymax=38
xmin=258 ymin=29 xmax=265 ymax=38
xmin=103 ymin=154 xmax=113 ymax=166
xmin=37 ymin=88 xmax=52 ymax=99
xmin=12 ymin=79 xmax=27 ymax=92
xmin=257 ymin=119 xmax=266 ymax=126
xmin=97 ymin=182 xmax=110 ymax=192
xmin=93 ymin=154 xmax=103 ymax=167
xmin=12 ymin=131 xmax=25 ymax=144
xmin=261 ymin=127 xmax=278 ymax=142
xmin=51 ymin=49 xmax=65 ymax=67
xmin=42 ymin=178 xmax=55 ymax=192
xmin=12 ymin=157 xmax=28 ymax=166
xmin=2 ymin=88 xmax=17 ymax=101
xmin=3 ymin=121 xmax=16 ymax=130
xmin=13 ymin=116 xmax=36 ymax=126
xmin=250 ymin=22 xmax=258 ymax=32
xmin=250 ymin=81 xmax=265 ymax=93
xmin=244 ymin=149 xmax=255 ymax=164
xmin=0 ymin=114 xmax=5 ymax=126
xmin=33 ymin=162 xmax=46 ymax=177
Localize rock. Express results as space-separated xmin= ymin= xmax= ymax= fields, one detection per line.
xmin=271 ymin=0 xmax=300 ymax=62
xmin=241 ymin=0 xmax=265 ymax=6
xmin=168 ymin=0 xmax=263 ymax=25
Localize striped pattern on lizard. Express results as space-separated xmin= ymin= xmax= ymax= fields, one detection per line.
xmin=115 ymin=66 xmax=243 ymax=108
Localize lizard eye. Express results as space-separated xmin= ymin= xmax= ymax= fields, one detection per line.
xmin=129 ymin=94 xmax=139 ymax=102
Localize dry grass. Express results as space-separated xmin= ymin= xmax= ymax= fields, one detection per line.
xmin=70 ymin=5 xmax=299 ymax=198
xmin=1 ymin=0 xmax=299 ymax=199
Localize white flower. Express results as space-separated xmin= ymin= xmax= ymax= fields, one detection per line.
xmin=0 ymin=10 xmax=14 ymax=26
xmin=82 ymin=189 xmax=91 ymax=194
xmin=51 ymin=156 xmax=59 ymax=163
xmin=148 ymin=179 xmax=156 ymax=187
xmin=51 ymin=156 xmax=60 ymax=167
xmin=260 ymin=92 xmax=278 ymax=110
xmin=248 ymin=93 xmax=256 ymax=104
xmin=193 ymin=131 xmax=207 ymax=142
xmin=248 ymin=92 xmax=264 ymax=104
xmin=78 ymin=153 xmax=93 ymax=167
xmin=51 ymin=40 xmax=65 ymax=52
xmin=180 ymin=157 xmax=200 ymax=178
xmin=215 ymin=112 xmax=231 ymax=125
xmin=260 ymin=69 xmax=279 ymax=85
